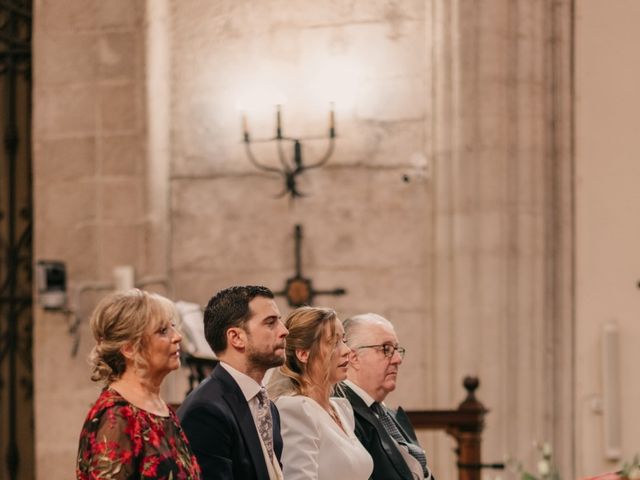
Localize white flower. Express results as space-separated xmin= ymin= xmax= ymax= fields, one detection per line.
xmin=537 ymin=459 xmax=551 ymax=476
xmin=628 ymin=465 xmax=640 ymax=480
xmin=541 ymin=442 xmax=552 ymax=458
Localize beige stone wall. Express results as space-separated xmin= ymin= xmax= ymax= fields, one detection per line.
xmin=32 ymin=1 xmax=154 ymax=478
xmin=575 ymin=0 xmax=640 ymax=476
xmin=169 ymin=0 xmax=434 ymax=416
xmin=168 ymin=0 xmax=438 ymax=470
xmin=428 ymin=1 xmax=574 ymax=477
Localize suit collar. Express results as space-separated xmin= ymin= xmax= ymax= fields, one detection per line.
xmin=342 ymin=384 xmax=384 ymax=430
xmin=219 ymin=361 xmax=263 ymax=402
xmin=395 ymin=406 xmax=419 ymax=442
xmin=343 ymin=379 xmax=376 ymax=406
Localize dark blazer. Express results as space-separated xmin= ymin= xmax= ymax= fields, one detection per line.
xmin=341 ymin=384 xmax=431 ymax=480
xmin=178 ymin=364 xmax=283 ymax=480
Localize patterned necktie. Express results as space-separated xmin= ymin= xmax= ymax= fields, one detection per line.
xmin=372 ymin=402 xmax=431 ymax=478
xmin=256 ymin=387 xmax=274 ymax=460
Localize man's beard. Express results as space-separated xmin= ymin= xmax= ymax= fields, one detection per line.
xmin=246 ymin=344 xmax=285 ymax=371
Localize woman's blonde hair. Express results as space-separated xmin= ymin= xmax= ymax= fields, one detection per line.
xmin=88 ymin=289 xmax=178 ymax=384
xmin=269 ymin=306 xmax=339 ymax=398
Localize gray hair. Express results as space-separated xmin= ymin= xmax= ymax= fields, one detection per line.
xmin=343 ymin=313 xmax=395 ymax=348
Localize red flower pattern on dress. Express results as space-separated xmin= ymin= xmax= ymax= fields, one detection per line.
xmin=76 ymin=388 xmax=201 ymax=479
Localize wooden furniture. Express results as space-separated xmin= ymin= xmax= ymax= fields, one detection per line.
xmin=406 ymin=377 xmax=501 ymax=480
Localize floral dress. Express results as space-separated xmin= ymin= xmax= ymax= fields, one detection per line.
xmin=77 ymin=388 xmax=201 ymax=480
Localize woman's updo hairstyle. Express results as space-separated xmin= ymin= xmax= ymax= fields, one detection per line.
xmin=275 ymin=306 xmax=338 ymax=397
xmin=88 ymin=289 xmax=177 ymax=384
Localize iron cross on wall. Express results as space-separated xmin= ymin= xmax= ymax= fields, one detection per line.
xmin=275 ymin=224 xmax=346 ymax=307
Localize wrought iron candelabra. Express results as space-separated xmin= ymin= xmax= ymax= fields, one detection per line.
xmin=241 ymin=104 xmax=336 ymax=199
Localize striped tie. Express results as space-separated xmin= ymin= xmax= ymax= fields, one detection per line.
xmin=372 ymin=402 xmax=431 ymax=479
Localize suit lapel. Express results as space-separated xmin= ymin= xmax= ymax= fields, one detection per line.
xmin=214 ymin=366 xmax=270 ymax=480
xmin=344 ymin=385 xmax=414 ymax=479
xmin=394 ymin=406 xmax=419 ymax=442
xmin=270 ymin=401 xmax=283 ymax=462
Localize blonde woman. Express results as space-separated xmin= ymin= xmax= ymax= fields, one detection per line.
xmin=270 ymin=306 xmax=373 ymax=480
xmin=76 ymin=289 xmax=201 ymax=479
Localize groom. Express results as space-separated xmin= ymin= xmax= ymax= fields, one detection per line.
xmin=178 ymin=285 xmax=289 ymax=480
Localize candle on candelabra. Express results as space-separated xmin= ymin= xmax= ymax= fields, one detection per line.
xmin=329 ymin=103 xmax=335 ymax=138
xmin=241 ymin=100 xmax=337 ymax=199
xmin=242 ymin=113 xmax=249 ymax=141
xmin=276 ymin=104 xmax=282 ymax=138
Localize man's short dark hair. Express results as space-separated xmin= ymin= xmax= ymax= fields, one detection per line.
xmin=204 ymin=285 xmax=274 ymax=354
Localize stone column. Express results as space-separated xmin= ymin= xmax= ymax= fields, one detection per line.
xmin=31 ymin=2 xmax=165 ymax=479
xmin=428 ymin=0 xmax=573 ymax=477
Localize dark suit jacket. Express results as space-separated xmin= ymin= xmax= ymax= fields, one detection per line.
xmin=341 ymin=384 xmax=432 ymax=480
xmin=178 ymin=364 xmax=283 ymax=480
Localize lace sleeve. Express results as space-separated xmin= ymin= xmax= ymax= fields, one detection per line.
xmin=77 ymin=405 xmax=138 ymax=479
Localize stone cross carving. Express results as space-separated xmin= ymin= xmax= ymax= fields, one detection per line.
xmin=275 ymin=224 xmax=346 ymax=307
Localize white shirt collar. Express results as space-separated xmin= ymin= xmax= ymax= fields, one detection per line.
xmin=220 ymin=361 xmax=263 ymax=402
xmin=344 ymin=379 xmax=377 ymax=407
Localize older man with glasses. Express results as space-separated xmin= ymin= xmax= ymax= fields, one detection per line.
xmin=341 ymin=313 xmax=434 ymax=480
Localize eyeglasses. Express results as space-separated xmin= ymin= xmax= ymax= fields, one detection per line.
xmin=357 ymin=344 xmax=406 ymax=359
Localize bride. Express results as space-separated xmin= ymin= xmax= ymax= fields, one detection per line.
xmin=268 ymin=306 xmax=373 ymax=480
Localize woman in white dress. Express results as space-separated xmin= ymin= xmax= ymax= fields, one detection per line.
xmin=269 ymin=306 xmax=373 ymax=480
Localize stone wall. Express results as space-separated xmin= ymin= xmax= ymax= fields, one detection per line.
xmin=428 ymin=0 xmax=574 ymax=476
xmin=168 ymin=0 xmax=433 ymax=393
xmin=32 ymin=1 xmax=153 ymax=478
xmin=168 ymin=0 xmax=438 ymax=464
xmin=168 ymin=1 xmax=575 ymax=478
xmin=575 ymin=0 xmax=640 ymax=476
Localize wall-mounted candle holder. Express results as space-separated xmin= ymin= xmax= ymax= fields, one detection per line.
xmin=241 ymin=104 xmax=336 ymax=199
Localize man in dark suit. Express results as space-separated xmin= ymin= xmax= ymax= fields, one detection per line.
xmin=178 ymin=285 xmax=289 ymax=480
xmin=342 ymin=313 xmax=434 ymax=480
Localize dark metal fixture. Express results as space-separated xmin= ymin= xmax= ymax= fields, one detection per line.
xmin=241 ymin=105 xmax=336 ymax=199
xmin=274 ymin=224 xmax=346 ymax=307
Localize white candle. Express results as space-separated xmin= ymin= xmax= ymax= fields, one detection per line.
xmin=276 ymin=104 xmax=282 ymax=136
xmin=329 ymin=103 xmax=335 ymax=137
xmin=241 ymin=112 xmax=248 ymax=138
